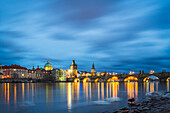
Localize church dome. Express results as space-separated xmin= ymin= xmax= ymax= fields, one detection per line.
xmin=44 ymin=61 xmax=53 ymax=71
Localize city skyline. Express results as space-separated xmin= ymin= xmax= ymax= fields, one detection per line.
xmin=0 ymin=0 xmax=170 ymax=73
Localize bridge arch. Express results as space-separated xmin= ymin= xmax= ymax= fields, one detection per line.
xmin=143 ymin=75 xmax=159 ymax=82
xmin=107 ymin=76 xmax=119 ymax=82
xmin=124 ymin=76 xmax=138 ymax=82
xmin=166 ymin=77 xmax=170 ymax=82
xmin=95 ymin=78 xmax=99 ymax=82
xmin=74 ymin=78 xmax=80 ymax=82
xmin=83 ymin=77 xmax=91 ymax=82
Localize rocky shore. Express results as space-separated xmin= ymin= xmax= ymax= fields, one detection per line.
xmin=109 ymin=92 xmax=170 ymax=113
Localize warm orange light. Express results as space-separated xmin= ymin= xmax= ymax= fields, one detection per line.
xmin=129 ymin=71 xmax=134 ymax=75
xmin=150 ymin=70 xmax=154 ymax=74
xmin=74 ymin=78 xmax=80 ymax=82
xmin=95 ymin=78 xmax=99 ymax=82
xmin=108 ymin=76 xmax=119 ymax=82
xmin=83 ymin=77 xmax=90 ymax=82
xmin=124 ymin=76 xmax=138 ymax=82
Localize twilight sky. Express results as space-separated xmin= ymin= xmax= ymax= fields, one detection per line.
xmin=0 ymin=0 xmax=170 ymax=73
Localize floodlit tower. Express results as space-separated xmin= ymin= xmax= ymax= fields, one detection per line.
xmin=70 ymin=60 xmax=77 ymax=77
xmin=91 ymin=63 xmax=96 ymax=76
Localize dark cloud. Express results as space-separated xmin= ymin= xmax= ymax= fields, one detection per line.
xmin=0 ymin=0 xmax=170 ymax=73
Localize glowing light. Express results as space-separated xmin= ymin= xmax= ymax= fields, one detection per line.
xmin=166 ymin=77 xmax=170 ymax=82
xmin=124 ymin=76 xmax=138 ymax=82
xmin=67 ymin=83 xmax=72 ymax=110
xmin=107 ymin=76 xmax=119 ymax=82
xmin=22 ymin=83 xmax=24 ymax=101
xmin=143 ymin=75 xmax=159 ymax=82
xmin=112 ymin=82 xmax=119 ymax=98
xmin=74 ymin=78 xmax=80 ymax=82
xmin=101 ymin=83 xmax=104 ymax=100
xmin=83 ymin=77 xmax=90 ymax=82
xmin=95 ymin=78 xmax=99 ymax=82
xmin=14 ymin=84 xmax=17 ymax=106
xmin=125 ymin=82 xmax=138 ymax=99
xmin=150 ymin=70 xmax=154 ymax=74
xmin=98 ymin=83 xmax=100 ymax=100
xmin=106 ymin=83 xmax=108 ymax=98
xmin=129 ymin=71 xmax=134 ymax=75
xmin=7 ymin=83 xmax=9 ymax=105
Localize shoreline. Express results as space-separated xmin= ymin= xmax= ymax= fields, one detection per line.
xmin=109 ymin=94 xmax=170 ymax=113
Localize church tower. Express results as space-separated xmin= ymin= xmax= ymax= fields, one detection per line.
xmin=91 ymin=63 xmax=96 ymax=76
xmin=44 ymin=61 xmax=53 ymax=71
xmin=70 ymin=60 xmax=77 ymax=77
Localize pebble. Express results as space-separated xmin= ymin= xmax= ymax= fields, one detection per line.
xmin=110 ymin=96 xmax=170 ymax=113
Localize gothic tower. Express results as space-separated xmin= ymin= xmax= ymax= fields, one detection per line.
xmin=70 ymin=60 xmax=77 ymax=77
xmin=91 ymin=63 xmax=96 ymax=76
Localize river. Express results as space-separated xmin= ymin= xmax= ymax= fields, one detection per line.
xmin=0 ymin=82 xmax=169 ymax=113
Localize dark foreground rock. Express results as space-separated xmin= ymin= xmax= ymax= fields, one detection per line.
xmin=109 ymin=97 xmax=170 ymax=113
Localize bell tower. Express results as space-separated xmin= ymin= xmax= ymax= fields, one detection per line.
xmin=70 ymin=60 xmax=77 ymax=77
xmin=91 ymin=63 xmax=96 ymax=76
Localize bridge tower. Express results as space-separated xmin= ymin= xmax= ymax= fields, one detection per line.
xmin=70 ymin=60 xmax=77 ymax=78
xmin=91 ymin=63 xmax=96 ymax=76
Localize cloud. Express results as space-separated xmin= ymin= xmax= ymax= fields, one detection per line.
xmin=0 ymin=0 xmax=170 ymax=72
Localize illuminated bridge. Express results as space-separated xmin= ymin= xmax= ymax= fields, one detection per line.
xmin=67 ymin=71 xmax=170 ymax=82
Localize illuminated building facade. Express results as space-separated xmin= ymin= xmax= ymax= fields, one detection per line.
xmin=44 ymin=61 xmax=53 ymax=71
xmin=52 ymin=69 xmax=66 ymax=81
xmin=91 ymin=63 xmax=96 ymax=76
xmin=70 ymin=60 xmax=77 ymax=77
xmin=28 ymin=66 xmax=44 ymax=79
xmin=2 ymin=65 xmax=28 ymax=78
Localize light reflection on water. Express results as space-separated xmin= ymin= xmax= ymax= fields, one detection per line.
xmin=0 ymin=82 xmax=169 ymax=113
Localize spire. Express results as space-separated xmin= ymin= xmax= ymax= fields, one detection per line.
xmin=37 ymin=65 xmax=39 ymax=68
xmin=92 ymin=62 xmax=95 ymax=69
xmin=33 ymin=66 xmax=35 ymax=70
xmin=72 ymin=60 xmax=75 ymax=65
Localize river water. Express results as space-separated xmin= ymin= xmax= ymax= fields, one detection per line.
xmin=0 ymin=82 xmax=169 ymax=113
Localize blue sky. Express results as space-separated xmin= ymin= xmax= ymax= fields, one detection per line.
xmin=0 ymin=0 xmax=170 ymax=73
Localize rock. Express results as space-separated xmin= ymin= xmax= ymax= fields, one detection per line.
xmin=143 ymin=107 xmax=150 ymax=110
xmin=157 ymin=106 xmax=164 ymax=109
xmin=128 ymin=98 xmax=135 ymax=103
xmin=146 ymin=91 xmax=162 ymax=100
xmin=162 ymin=93 xmax=170 ymax=99
xmin=121 ymin=110 xmax=129 ymax=113
xmin=128 ymin=102 xmax=135 ymax=106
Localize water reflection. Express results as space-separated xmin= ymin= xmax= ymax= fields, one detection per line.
xmin=14 ymin=84 xmax=16 ymax=106
xmin=112 ymin=82 xmax=119 ymax=98
xmin=144 ymin=82 xmax=159 ymax=93
xmin=167 ymin=82 xmax=169 ymax=92
xmin=0 ymin=82 xmax=169 ymax=113
xmin=67 ymin=83 xmax=72 ymax=110
xmin=22 ymin=83 xmax=24 ymax=102
xmin=125 ymin=82 xmax=138 ymax=100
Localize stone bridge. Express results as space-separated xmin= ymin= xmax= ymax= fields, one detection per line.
xmin=67 ymin=72 xmax=170 ymax=82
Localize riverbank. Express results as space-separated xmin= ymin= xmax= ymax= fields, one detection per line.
xmin=110 ymin=93 xmax=170 ymax=113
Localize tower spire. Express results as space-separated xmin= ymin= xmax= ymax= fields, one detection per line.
xmin=92 ymin=62 xmax=95 ymax=69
